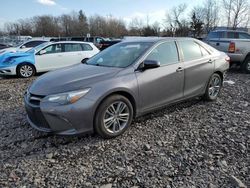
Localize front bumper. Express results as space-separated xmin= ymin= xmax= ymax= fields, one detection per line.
xmin=0 ymin=65 xmax=17 ymax=75
xmin=24 ymin=93 xmax=96 ymax=135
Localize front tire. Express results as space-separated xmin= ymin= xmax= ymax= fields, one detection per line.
xmin=17 ymin=64 xmax=35 ymax=78
xmin=204 ymin=73 xmax=222 ymax=101
xmin=94 ymin=95 xmax=133 ymax=138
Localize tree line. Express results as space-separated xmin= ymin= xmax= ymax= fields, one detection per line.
xmin=1 ymin=0 xmax=249 ymax=38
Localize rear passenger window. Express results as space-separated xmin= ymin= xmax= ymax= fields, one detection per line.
xmin=82 ymin=44 xmax=93 ymax=51
xmin=200 ymin=45 xmax=210 ymax=56
xmin=64 ymin=44 xmax=82 ymax=52
xmin=146 ymin=42 xmax=179 ymax=66
xmin=179 ymin=40 xmax=202 ymax=61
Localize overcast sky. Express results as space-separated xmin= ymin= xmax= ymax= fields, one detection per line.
xmin=0 ymin=0 xmax=201 ymax=28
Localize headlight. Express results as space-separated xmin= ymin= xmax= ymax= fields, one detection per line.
xmin=44 ymin=88 xmax=90 ymax=105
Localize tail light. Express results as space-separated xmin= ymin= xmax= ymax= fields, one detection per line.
xmin=225 ymin=56 xmax=230 ymax=63
xmin=228 ymin=42 xmax=235 ymax=53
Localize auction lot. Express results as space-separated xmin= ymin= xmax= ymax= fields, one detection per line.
xmin=0 ymin=69 xmax=249 ymax=187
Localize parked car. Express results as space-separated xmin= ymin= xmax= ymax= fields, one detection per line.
xmin=205 ymin=30 xmax=250 ymax=73
xmin=0 ymin=40 xmax=47 ymax=55
xmin=99 ymin=39 xmax=121 ymax=51
xmin=0 ymin=43 xmax=12 ymax=50
xmin=0 ymin=41 xmax=99 ymax=78
xmin=24 ymin=37 xmax=229 ymax=138
xmin=70 ymin=36 xmax=106 ymax=49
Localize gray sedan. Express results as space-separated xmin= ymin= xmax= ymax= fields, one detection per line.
xmin=24 ymin=38 xmax=229 ymax=138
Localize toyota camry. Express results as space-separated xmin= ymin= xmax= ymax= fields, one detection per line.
xmin=24 ymin=38 xmax=229 ymax=138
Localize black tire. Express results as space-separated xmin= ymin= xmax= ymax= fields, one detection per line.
xmin=204 ymin=73 xmax=222 ymax=101
xmin=242 ymin=56 xmax=250 ymax=74
xmin=17 ymin=64 xmax=35 ymax=78
xmin=94 ymin=95 xmax=133 ymax=138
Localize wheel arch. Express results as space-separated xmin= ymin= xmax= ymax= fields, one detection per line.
xmin=93 ymin=90 xmax=137 ymax=123
xmin=243 ymin=52 xmax=250 ymax=63
xmin=16 ymin=62 xmax=37 ymax=74
xmin=214 ymin=71 xmax=224 ymax=81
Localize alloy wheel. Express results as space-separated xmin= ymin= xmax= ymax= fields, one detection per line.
xmin=20 ymin=65 xmax=33 ymax=78
xmin=247 ymin=61 xmax=250 ymax=71
xmin=208 ymin=75 xmax=221 ymax=97
xmin=103 ymin=101 xmax=130 ymax=134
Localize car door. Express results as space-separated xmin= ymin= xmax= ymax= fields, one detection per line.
xmin=177 ymin=40 xmax=214 ymax=98
xmin=35 ymin=43 xmax=64 ymax=72
xmin=135 ymin=41 xmax=184 ymax=112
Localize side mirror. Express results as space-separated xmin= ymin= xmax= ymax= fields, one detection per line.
xmin=39 ymin=50 xmax=46 ymax=55
xmin=21 ymin=45 xmax=26 ymax=49
xmin=141 ymin=60 xmax=160 ymax=70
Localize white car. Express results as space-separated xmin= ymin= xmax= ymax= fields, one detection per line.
xmin=0 ymin=40 xmax=47 ymax=55
xmin=0 ymin=41 xmax=100 ymax=78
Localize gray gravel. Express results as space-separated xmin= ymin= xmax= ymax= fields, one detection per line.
xmin=0 ymin=70 xmax=249 ymax=188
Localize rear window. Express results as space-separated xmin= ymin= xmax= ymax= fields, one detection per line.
xmin=81 ymin=44 xmax=93 ymax=51
xmin=239 ymin=32 xmax=250 ymax=39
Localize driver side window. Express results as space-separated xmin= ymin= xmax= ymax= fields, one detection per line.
xmin=146 ymin=42 xmax=179 ymax=66
xmin=42 ymin=44 xmax=63 ymax=54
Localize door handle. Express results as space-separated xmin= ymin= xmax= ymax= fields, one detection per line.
xmin=207 ymin=59 xmax=213 ymax=63
xmin=58 ymin=55 xmax=62 ymax=57
xmin=216 ymin=42 xmax=220 ymax=46
xmin=176 ymin=67 xmax=184 ymax=72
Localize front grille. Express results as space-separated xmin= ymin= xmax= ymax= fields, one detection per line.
xmin=26 ymin=93 xmax=50 ymax=129
xmin=28 ymin=93 xmax=45 ymax=106
xmin=27 ymin=108 xmax=50 ymax=129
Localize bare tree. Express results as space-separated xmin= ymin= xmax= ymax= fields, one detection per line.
xmin=78 ymin=10 xmax=89 ymax=35
xmin=223 ymin=0 xmax=250 ymax=29
xmin=165 ymin=3 xmax=189 ymax=36
xmin=190 ymin=11 xmax=204 ymax=38
xmin=128 ymin=17 xmax=144 ymax=36
xmin=202 ymin=0 xmax=219 ymax=33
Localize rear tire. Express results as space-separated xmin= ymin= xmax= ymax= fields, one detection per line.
xmin=204 ymin=73 xmax=222 ymax=101
xmin=242 ymin=56 xmax=250 ymax=74
xmin=17 ymin=64 xmax=35 ymax=78
xmin=94 ymin=95 xmax=133 ymax=139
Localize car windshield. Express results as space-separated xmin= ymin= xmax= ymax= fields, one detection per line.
xmin=86 ymin=42 xmax=152 ymax=68
xmin=26 ymin=42 xmax=51 ymax=53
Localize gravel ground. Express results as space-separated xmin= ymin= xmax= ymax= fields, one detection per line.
xmin=0 ymin=69 xmax=249 ymax=188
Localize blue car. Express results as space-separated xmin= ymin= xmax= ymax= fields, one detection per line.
xmin=0 ymin=41 xmax=99 ymax=78
xmin=0 ymin=51 xmax=35 ymax=77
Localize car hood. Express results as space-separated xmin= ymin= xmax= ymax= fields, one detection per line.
xmin=29 ymin=64 xmax=121 ymax=96
xmin=0 ymin=51 xmax=33 ymax=63
xmin=0 ymin=47 xmax=17 ymax=54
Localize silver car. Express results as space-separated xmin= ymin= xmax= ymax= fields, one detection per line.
xmin=24 ymin=38 xmax=229 ymax=138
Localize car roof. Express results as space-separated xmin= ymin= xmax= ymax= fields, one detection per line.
xmin=24 ymin=39 xmax=48 ymax=42
xmin=211 ymin=30 xmax=248 ymax=33
xmin=52 ymin=41 xmax=94 ymax=45
xmin=122 ymin=37 xmax=194 ymax=43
